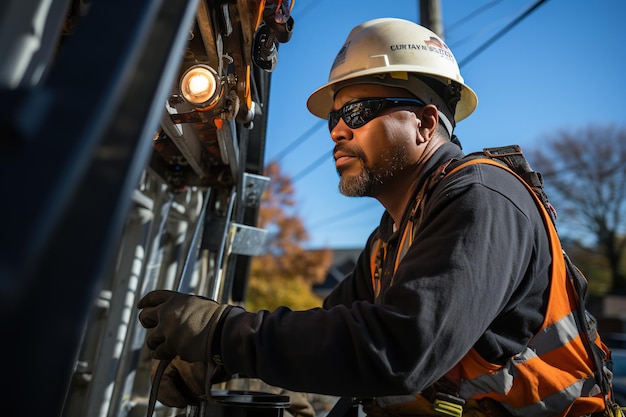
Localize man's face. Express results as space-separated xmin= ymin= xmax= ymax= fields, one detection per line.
xmin=330 ymin=84 xmax=424 ymax=197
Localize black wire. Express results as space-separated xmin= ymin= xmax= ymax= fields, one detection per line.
xmin=270 ymin=119 xmax=325 ymax=162
xmin=146 ymin=359 xmax=171 ymax=417
xmin=308 ymin=200 xmax=382 ymax=229
xmin=458 ymin=0 xmax=549 ymax=68
xmin=445 ymin=0 xmax=503 ymax=35
xmin=288 ymin=0 xmax=551 ymax=183
xmin=292 ymin=150 xmax=333 ymax=182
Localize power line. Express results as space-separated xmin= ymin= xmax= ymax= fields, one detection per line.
xmin=292 ymin=150 xmax=333 ymax=182
xmin=458 ymin=0 xmax=549 ymax=67
xmin=270 ymin=119 xmax=325 ymax=162
xmin=284 ymin=0 xmax=550 ymax=182
xmin=308 ymin=200 xmax=382 ymax=229
xmin=445 ymin=0 xmax=503 ymax=36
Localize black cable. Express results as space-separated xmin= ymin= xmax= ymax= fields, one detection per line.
xmin=445 ymin=0 xmax=503 ymax=35
xmin=292 ymin=150 xmax=332 ymax=182
xmin=458 ymin=0 xmax=549 ymax=68
xmin=146 ymin=359 xmax=171 ymax=417
xmin=289 ymin=0 xmax=551 ymax=182
xmin=308 ymin=200 xmax=382 ymax=229
xmin=270 ymin=119 xmax=325 ymax=162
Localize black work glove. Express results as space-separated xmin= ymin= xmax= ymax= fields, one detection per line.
xmin=149 ymin=357 xmax=233 ymax=408
xmin=152 ymin=357 xmax=208 ymax=408
xmin=137 ymin=289 xmax=233 ymax=363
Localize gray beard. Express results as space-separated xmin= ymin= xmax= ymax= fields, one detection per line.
xmin=339 ymin=167 xmax=373 ymax=196
xmin=338 ymin=146 xmax=410 ymax=197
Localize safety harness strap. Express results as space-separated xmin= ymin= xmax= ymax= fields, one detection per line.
xmin=369 ymin=145 xmax=615 ymax=416
xmin=442 ymin=154 xmax=613 ymax=409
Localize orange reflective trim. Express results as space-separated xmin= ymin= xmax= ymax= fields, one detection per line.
xmin=566 ymin=397 xmax=606 ymax=417
xmin=542 ymin=208 xmax=574 ymax=323
xmin=516 ymin=350 xmax=590 ymax=397
xmin=370 ymin=157 xmax=608 ymax=416
xmin=369 ymin=239 xmax=383 ymax=297
xmin=459 ymin=337 xmax=595 ymax=398
xmin=444 ymin=159 xmax=605 ymax=416
xmin=395 ymin=220 xmax=413 ymax=271
xmin=458 ymin=347 xmax=503 ymax=380
xmin=540 ymin=336 xmax=595 ymax=377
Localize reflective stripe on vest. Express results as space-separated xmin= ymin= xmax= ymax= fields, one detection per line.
xmin=369 ymin=158 xmax=607 ymax=417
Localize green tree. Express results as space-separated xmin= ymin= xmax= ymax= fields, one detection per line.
xmin=529 ymin=125 xmax=626 ymax=292
xmin=245 ymin=162 xmax=333 ymax=311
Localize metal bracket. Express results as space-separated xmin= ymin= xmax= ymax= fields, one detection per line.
xmin=228 ymin=222 xmax=268 ymax=256
xmin=242 ymin=172 xmax=269 ymax=208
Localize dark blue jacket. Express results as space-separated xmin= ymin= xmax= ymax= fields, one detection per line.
xmin=221 ymin=142 xmax=551 ymax=397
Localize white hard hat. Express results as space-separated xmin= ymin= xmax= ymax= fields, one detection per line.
xmin=307 ymin=17 xmax=478 ymax=129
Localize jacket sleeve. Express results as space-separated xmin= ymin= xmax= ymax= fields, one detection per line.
xmin=219 ymin=163 xmax=551 ymax=398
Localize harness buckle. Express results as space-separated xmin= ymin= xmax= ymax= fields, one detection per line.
xmin=433 ymin=393 xmax=464 ymax=417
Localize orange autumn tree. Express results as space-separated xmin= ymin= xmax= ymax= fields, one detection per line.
xmin=245 ymin=161 xmax=333 ymax=311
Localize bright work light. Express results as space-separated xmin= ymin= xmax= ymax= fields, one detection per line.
xmin=179 ymin=64 xmax=221 ymax=107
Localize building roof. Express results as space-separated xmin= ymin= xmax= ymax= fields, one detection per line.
xmin=313 ymin=248 xmax=362 ymax=299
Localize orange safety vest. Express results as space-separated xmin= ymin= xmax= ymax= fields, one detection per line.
xmin=369 ymin=158 xmax=611 ymax=417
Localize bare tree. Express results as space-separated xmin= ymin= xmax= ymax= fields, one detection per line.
xmin=528 ymin=125 xmax=626 ymax=291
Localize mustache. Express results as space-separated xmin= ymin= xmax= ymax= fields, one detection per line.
xmin=333 ymin=142 xmax=367 ymax=162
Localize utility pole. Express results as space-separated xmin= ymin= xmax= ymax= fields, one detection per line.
xmin=419 ymin=0 xmax=444 ymax=38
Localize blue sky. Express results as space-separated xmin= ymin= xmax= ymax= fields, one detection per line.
xmin=262 ymin=0 xmax=626 ymax=249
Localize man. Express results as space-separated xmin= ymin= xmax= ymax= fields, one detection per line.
xmin=137 ymin=18 xmax=611 ymax=417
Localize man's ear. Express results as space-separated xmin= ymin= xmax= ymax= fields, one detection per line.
xmin=419 ymin=105 xmax=439 ymax=141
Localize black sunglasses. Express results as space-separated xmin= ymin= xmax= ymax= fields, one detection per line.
xmin=328 ymin=97 xmax=426 ymax=131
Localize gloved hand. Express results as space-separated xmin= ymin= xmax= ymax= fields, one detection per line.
xmin=137 ymin=289 xmax=231 ymax=363
xmin=362 ymin=399 xmax=394 ymax=417
xmin=152 ymin=357 xmax=209 ymax=408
